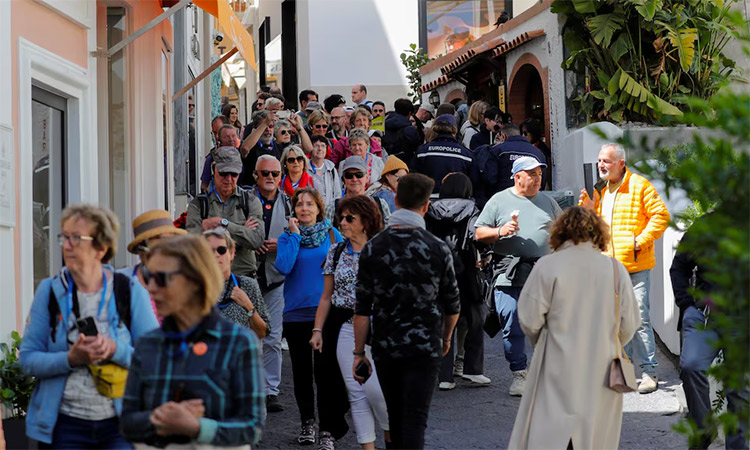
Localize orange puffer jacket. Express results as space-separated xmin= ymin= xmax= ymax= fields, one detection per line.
xmin=594 ymin=168 xmax=670 ymax=273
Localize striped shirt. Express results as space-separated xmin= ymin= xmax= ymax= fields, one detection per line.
xmin=121 ymin=309 xmax=265 ymax=447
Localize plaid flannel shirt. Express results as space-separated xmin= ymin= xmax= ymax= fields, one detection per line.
xmin=121 ymin=309 xmax=265 ymax=447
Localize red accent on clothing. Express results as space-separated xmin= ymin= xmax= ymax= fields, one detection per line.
xmin=282 ymin=171 xmax=315 ymax=195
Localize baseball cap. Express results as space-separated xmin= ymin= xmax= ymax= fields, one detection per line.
xmin=435 ymin=114 xmax=457 ymax=127
xmin=339 ymin=156 xmax=367 ymax=175
xmin=213 ymin=146 xmax=243 ymax=174
xmin=511 ymin=156 xmax=547 ymax=178
xmin=368 ymin=129 xmax=383 ymax=138
xmin=305 ymin=101 xmax=322 ymax=111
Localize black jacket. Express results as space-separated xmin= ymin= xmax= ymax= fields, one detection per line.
xmin=414 ymin=135 xmax=473 ymax=194
xmin=670 ymin=217 xmax=714 ymax=331
xmin=425 ymin=198 xmax=484 ymax=305
xmin=383 ymin=113 xmax=422 ymax=168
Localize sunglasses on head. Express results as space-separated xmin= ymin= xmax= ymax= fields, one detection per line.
xmin=343 ymin=171 xmax=366 ymax=180
xmin=286 ymin=156 xmax=305 ymax=164
xmin=314 ymin=124 xmax=329 ymax=129
xmin=339 ymin=214 xmax=356 ymax=223
xmin=278 ymin=129 xmax=290 ymax=135
xmin=257 ymin=170 xmax=281 ymax=178
xmin=214 ymin=246 xmax=228 ymax=255
xmin=218 ymin=171 xmax=239 ymax=178
xmin=141 ymin=266 xmax=182 ymax=288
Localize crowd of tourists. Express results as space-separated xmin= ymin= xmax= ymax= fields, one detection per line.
xmin=6 ymin=84 xmax=746 ymax=450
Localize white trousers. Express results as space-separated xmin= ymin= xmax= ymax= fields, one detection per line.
xmin=336 ymin=323 xmax=389 ymax=444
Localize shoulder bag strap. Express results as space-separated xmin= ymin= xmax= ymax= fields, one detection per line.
xmin=612 ymin=258 xmax=630 ymax=361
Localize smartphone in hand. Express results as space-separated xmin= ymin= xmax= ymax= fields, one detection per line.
xmin=76 ymin=317 xmax=98 ymax=336
xmin=355 ymin=361 xmax=371 ymax=382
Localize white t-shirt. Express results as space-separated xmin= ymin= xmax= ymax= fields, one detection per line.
xmin=58 ymin=279 xmax=117 ymax=420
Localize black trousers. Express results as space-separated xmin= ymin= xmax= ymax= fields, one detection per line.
xmin=284 ymin=321 xmax=321 ymax=423
xmin=439 ymin=300 xmax=485 ymax=381
xmin=375 ymin=356 xmax=440 ymax=449
xmin=284 ymin=320 xmax=350 ymax=439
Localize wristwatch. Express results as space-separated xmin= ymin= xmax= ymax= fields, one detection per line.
xmin=352 ymin=350 xmax=365 ymax=356
xmin=220 ymin=218 xmax=229 ymax=227
xmin=246 ymin=308 xmax=255 ymax=318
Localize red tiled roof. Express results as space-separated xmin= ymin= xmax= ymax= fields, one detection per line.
xmin=419 ymin=75 xmax=452 ymax=94
xmin=489 ymin=29 xmax=546 ymax=57
xmin=440 ymin=48 xmax=478 ymax=75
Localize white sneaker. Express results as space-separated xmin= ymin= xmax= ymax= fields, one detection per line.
xmin=462 ymin=374 xmax=491 ymax=384
xmin=638 ymin=374 xmax=658 ymax=394
xmin=438 ymin=381 xmax=456 ymax=390
xmin=509 ymin=370 xmax=527 ymax=396
xmin=453 ymin=358 xmax=464 ymax=377
xmin=281 ymin=337 xmax=289 ymax=351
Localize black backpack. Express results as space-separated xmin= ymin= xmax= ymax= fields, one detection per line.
xmin=197 ymin=187 xmax=254 ymax=220
xmin=47 ymin=272 xmax=132 ymax=342
xmin=470 ymin=144 xmax=501 ymax=207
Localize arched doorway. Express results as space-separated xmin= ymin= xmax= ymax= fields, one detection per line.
xmin=508 ymin=63 xmax=544 ymax=124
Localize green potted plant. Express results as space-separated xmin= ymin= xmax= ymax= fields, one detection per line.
xmin=1 ymin=331 xmax=37 ymax=449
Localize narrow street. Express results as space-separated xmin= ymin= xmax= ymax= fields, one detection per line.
xmin=258 ymin=335 xmax=692 ymax=449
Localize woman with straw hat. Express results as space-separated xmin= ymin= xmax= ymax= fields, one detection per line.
xmin=119 ymin=210 xmax=186 ymax=319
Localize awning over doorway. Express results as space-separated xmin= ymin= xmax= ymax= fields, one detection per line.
xmin=418 ymin=29 xmax=546 ymax=94
xmin=194 ymin=0 xmax=257 ymax=72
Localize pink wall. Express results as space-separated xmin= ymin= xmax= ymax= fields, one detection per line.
xmin=10 ymin=0 xmax=89 ymax=330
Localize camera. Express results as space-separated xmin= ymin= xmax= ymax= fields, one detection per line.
xmin=213 ymin=31 xmax=224 ymax=46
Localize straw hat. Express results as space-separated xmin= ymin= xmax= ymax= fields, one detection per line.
xmin=127 ymin=210 xmax=186 ymax=254
xmin=380 ymin=155 xmax=409 ymax=177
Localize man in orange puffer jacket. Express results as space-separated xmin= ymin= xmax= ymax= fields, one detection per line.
xmin=580 ymin=143 xmax=670 ymax=394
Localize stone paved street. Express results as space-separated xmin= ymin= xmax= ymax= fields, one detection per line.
xmin=257 ymin=335 xmax=694 ymax=449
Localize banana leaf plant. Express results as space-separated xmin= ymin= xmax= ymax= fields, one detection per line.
xmin=553 ymin=0 xmax=745 ymax=124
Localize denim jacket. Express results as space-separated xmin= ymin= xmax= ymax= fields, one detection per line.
xmin=20 ymin=266 xmax=159 ymax=444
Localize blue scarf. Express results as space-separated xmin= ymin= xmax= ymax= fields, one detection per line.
xmin=286 ymin=218 xmax=333 ymax=248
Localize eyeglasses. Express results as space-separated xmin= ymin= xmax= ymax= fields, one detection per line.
xmin=213 ymin=246 xmax=228 ymax=255
xmin=141 ymin=266 xmax=182 ymax=288
xmin=343 ymin=171 xmax=366 ymax=180
xmin=278 ymin=129 xmax=290 ymax=135
xmin=286 ymin=156 xmax=305 ymax=164
xmin=314 ymin=124 xmax=329 ymax=129
xmin=218 ymin=171 xmax=240 ymax=178
xmin=57 ymin=233 xmax=94 ymax=246
xmin=339 ymin=214 xmax=356 ymax=223
xmin=257 ymin=170 xmax=281 ymax=178
xmin=188 ymin=104 xmax=195 ymax=108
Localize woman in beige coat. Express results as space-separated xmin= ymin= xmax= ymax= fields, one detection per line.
xmin=508 ymin=207 xmax=641 ymax=450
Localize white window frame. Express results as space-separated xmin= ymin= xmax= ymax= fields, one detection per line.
xmin=18 ymin=38 xmax=96 ymax=321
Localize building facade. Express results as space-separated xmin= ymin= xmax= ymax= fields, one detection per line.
xmin=0 ymin=0 xmax=220 ymax=339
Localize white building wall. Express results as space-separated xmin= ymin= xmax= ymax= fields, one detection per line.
xmin=252 ymin=0 xmax=418 ymax=108
xmin=0 ymin=0 xmax=16 ymax=341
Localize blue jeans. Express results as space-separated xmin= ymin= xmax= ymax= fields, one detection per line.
xmin=38 ymin=414 xmax=131 ymax=449
xmin=624 ymin=270 xmax=658 ymax=377
xmin=495 ymin=287 xmax=527 ymax=372
xmin=680 ymin=306 xmax=748 ymax=449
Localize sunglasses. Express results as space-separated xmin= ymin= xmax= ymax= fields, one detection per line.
xmin=213 ymin=246 xmax=228 ymax=255
xmin=278 ymin=129 xmax=290 ymax=136
xmin=141 ymin=266 xmax=182 ymax=288
xmin=339 ymin=214 xmax=356 ymax=223
xmin=314 ymin=124 xmax=329 ymax=129
xmin=218 ymin=171 xmax=239 ymax=178
xmin=257 ymin=170 xmax=281 ymax=178
xmin=286 ymin=156 xmax=305 ymax=164
xmin=343 ymin=171 xmax=366 ymax=180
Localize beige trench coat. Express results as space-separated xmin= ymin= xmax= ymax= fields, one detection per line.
xmin=508 ymin=242 xmax=641 ymax=450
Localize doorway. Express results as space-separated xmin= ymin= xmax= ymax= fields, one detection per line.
xmin=31 ymin=86 xmax=67 ymax=289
